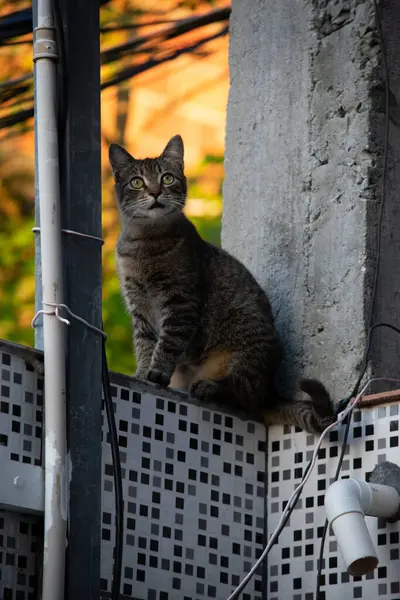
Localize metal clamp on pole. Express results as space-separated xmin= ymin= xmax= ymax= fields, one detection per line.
xmin=33 ymin=26 xmax=58 ymax=62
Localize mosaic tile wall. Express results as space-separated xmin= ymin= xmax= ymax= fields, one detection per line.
xmin=267 ymin=406 xmax=400 ymax=600
xmin=0 ymin=344 xmax=266 ymax=600
xmin=2 ymin=341 xmax=400 ymax=600
xmin=100 ymin=377 xmax=266 ymax=600
xmin=0 ymin=349 xmax=43 ymax=600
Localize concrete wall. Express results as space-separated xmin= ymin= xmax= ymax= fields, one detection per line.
xmin=223 ymin=0 xmax=400 ymax=401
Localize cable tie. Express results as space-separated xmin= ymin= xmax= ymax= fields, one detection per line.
xmin=32 ymin=226 xmax=104 ymax=245
xmin=32 ymin=301 xmax=106 ymax=339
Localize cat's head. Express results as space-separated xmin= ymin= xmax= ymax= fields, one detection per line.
xmin=109 ymin=135 xmax=187 ymax=223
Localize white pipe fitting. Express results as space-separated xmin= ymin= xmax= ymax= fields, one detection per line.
xmin=325 ymin=479 xmax=400 ymax=576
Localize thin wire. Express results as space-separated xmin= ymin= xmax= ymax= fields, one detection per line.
xmin=31 ymin=301 xmax=107 ymax=338
xmin=316 ymin=325 xmax=400 ymax=597
xmin=278 ymin=328 xmax=400 ymax=600
xmin=227 ymin=380 xmax=360 ymax=600
xmin=102 ymin=333 xmax=124 ymax=600
xmin=228 ymin=376 xmax=400 ymax=600
xmin=32 ymin=226 xmax=104 ymax=245
xmin=367 ymin=0 xmax=390 ymax=331
xmin=100 ymin=15 xmax=212 ymax=31
xmin=30 ymin=304 xmax=123 ymax=598
xmin=336 ymin=2 xmax=389 ymax=416
xmin=339 ymin=323 xmax=400 ymax=414
xmin=315 ymin=412 xmax=351 ymax=598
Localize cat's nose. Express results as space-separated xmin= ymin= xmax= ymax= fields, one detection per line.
xmin=148 ymin=187 xmax=161 ymax=199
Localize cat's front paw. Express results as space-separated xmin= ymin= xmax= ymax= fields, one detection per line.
xmin=134 ymin=368 xmax=147 ymax=380
xmin=146 ymin=368 xmax=171 ymax=387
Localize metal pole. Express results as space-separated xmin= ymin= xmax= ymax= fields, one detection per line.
xmin=57 ymin=0 xmax=103 ymax=597
xmin=33 ymin=0 xmax=67 ymax=599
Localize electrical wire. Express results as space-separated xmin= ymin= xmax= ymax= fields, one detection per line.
xmin=228 ymin=377 xmax=400 ymax=600
xmin=0 ymin=4 xmax=231 ymax=131
xmin=337 ymin=323 xmax=400 ymax=416
xmin=315 ymin=326 xmax=400 ymax=597
xmin=315 ymin=2 xmax=391 ymax=595
xmin=367 ymin=0 xmax=390 ymax=332
xmin=102 ymin=335 xmax=124 ymax=600
xmin=315 ymin=406 xmax=352 ymax=598
xmin=227 ymin=378 xmax=382 ymax=600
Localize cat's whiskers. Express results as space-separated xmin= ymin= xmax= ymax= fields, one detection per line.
xmin=164 ymin=198 xmax=185 ymax=211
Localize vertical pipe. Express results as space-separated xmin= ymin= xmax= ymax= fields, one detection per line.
xmin=32 ymin=0 xmax=43 ymax=351
xmin=33 ymin=1 xmax=66 ymax=599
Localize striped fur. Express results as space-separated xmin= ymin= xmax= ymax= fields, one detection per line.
xmin=109 ymin=135 xmax=334 ymax=434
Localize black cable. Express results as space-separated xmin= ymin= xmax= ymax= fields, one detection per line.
xmin=315 ymin=414 xmax=352 ymax=598
xmin=229 ymin=331 xmax=400 ymax=595
xmin=315 ymin=323 xmax=400 ymax=598
xmin=315 ymin=324 xmax=400 ymax=598
xmin=367 ymin=0 xmax=390 ymax=329
xmin=337 ymin=323 xmax=400 ymax=415
xmin=261 ymin=328 xmax=400 ymax=597
xmin=102 ymin=334 xmax=124 ymax=600
xmin=0 ymin=4 xmax=231 ymax=131
xmin=100 ymin=6 xmax=230 ymax=65
xmin=315 ymin=2 xmax=390 ymax=595
xmin=100 ymin=25 xmax=229 ymax=91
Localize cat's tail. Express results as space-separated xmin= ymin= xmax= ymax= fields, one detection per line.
xmin=264 ymin=377 xmax=335 ymax=434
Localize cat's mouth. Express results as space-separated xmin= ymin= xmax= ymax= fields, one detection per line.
xmin=148 ymin=200 xmax=164 ymax=210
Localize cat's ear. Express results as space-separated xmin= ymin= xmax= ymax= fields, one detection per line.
xmin=109 ymin=143 xmax=134 ymax=179
xmin=162 ymin=135 xmax=184 ymax=163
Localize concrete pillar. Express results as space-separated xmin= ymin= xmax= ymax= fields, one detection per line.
xmin=223 ymin=0 xmax=400 ymax=400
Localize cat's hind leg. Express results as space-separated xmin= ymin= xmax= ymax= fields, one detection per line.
xmin=189 ymin=350 xmax=334 ymax=434
xmin=189 ymin=350 xmax=264 ymax=413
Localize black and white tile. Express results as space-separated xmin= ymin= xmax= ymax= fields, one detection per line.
xmin=2 ymin=342 xmax=400 ymax=600
xmin=268 ymin=407 xmax=400 ymax=600
xmin=100 ymin=381 xmax=266 ymax=599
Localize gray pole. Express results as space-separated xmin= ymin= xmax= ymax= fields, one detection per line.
xmin=33 ymin=0 xmax=68 ymax=596
xmin=57 ymin=0 xmax=102 ymax=597
xmin=33 ymin=0 xmax=43 ymax=351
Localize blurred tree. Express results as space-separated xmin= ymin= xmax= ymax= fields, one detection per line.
xmin=0 ymin=147 xmax=35 ymax=344
xmin=0 ymin=0 xmax=226 ymax=375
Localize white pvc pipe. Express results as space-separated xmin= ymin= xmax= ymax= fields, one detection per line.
xmin=34 ymin=1 xmax=67 ymax=599
xmin=325 ymin=479 xmax=400 ymax=576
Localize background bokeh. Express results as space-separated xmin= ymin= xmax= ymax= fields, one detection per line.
xmin=0 ymin=0 xmax=228 ymax=374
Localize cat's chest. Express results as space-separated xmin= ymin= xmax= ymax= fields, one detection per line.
xmin=117 ymin=254 xmax=163 ymax=331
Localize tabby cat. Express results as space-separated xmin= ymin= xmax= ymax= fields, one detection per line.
xmin=109 ymin=135 xmax=334 ymax=433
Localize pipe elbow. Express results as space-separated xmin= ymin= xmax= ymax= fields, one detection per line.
xmin=325 ymin=479 xmax=371 ymax=525
xmin=325 ymin=479 xmax=376 ymax=577
xmin=325 ymin=478 xmax=400 ymax=576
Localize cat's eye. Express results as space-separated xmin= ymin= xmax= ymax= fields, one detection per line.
xmin=161 ymin=173 xmax=175 ymax=186
xmin=130 ymin=177 xmax=144 ymax=189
